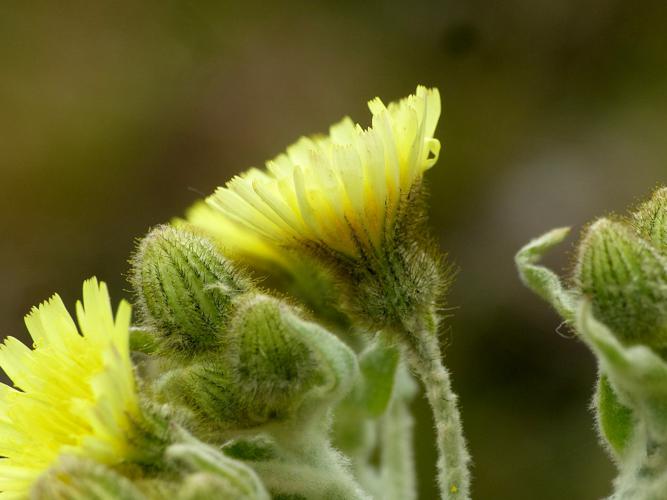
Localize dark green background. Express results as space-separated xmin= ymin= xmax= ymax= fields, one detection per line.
xmin=3 ymin=1 xmax=667 ymax=498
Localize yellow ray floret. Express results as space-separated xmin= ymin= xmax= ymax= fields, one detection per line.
xmin=208 ymin=86 xmax=441 ymax=257
xmin=179 ymin=200 xmax=290 ymax=268
xmin=0 ymin=278 xmax=139 ymax=499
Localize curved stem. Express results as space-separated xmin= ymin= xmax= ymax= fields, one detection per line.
xmin=403 ymin=312 xmax=471 ymax=499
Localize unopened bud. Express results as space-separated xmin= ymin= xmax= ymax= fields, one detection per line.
xmin=225 ymin=295 xmax=319 ymax=417
xmin=132 ymin=226 xmax=250 ymax=353
xmin=633 ymin=186 xmax=667 ymax=254
xmin=575 ymin=218 xmax=667 ymax=352
xmin=155 ymin=357 xmax=239 ymax=426
xmin=157 ymin=294 xmax=358 ymax=429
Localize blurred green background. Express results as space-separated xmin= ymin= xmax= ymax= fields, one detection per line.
xmin=2 ymin=1 xmax=667 ymax=498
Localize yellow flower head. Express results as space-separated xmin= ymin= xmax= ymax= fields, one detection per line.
xmin=207 ymin=86 xmax=441 ymax=257
xmin=0 ymin=278 xmax=139 ymax=498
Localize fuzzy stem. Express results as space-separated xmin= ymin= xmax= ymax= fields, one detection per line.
xmin=380 ymin=382 xmax=417 ymax=500
xmin=248 ymin=432 xmax=371 ymax=500
xmin=249 ymin=457 xmax=371 ymax=500
xmin=268 ymin=409 xmax=371 ymax=500
xmin=351 ymin=422 xmax=381 ymax=496
xmin=403 ymin=311 xmax=471 ymax=500
xmin=609 ymin=434 xmax=667 ymax=500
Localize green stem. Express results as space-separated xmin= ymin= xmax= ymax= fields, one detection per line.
xmin=268 ymin=411 xmax=371 ymax=500
xmin=351 ymin=421 xmax=381 ymax=496
xmin=248 ymin=445 xmax=371 ymax=500
xmin=380 ymin=363 xmax=418 ymax=500
xmin=610 ymin=435 xmax=667 ymax=500
xmin=403 ymin=312 xmax=471 ymax=500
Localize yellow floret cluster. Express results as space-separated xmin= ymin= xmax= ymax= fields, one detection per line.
xmin=206 ymin=86 xmax=441 ymax=257
xmin=0 ymin=278 xmax=139 ymax=499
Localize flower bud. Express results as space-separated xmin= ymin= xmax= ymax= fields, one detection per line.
xmin=633 ymin=186 xmax=667 ymax=254
xmin=224 ymin=295 xmax=319 ymax=414
xmin=575 ymin=218 xmax=667 ymax=352
xmin=155 ymin=356 xmax=239 ymax=425
xmin=132 ymin=225 xmax=250 ymax=353
xmin=156 ymin=294 xmax=358 ymax=429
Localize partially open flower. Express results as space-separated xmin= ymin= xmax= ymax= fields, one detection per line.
xmin=208 ymin=86 xmax=440 ymax=258
xmin=206 ymin=86 xmax=444 ymax=331
xmin=0 ymin=279 xmax=143 ymax=497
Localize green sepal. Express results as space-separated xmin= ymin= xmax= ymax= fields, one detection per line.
xmin=129 ymin=326 xmax=160 ymax=354
xmin=278 ymin=306 xmax=359 ymax=407
xmin=358 ymin=342 xmax=400 ymax=417
xmin=595 ymin=373 xmax=636 ymax=460
xmin=222 ymin=437 xmax=277 ymax=462
xmin=515 ymin=227 xmax=576 ymax=321
xmin=126 ymin=401 xmax=176 ymax=471
xmin=577 ymin=301 xmax=667 ymax=442
xmin=166 ymin=438 xmax=270 ymax=500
